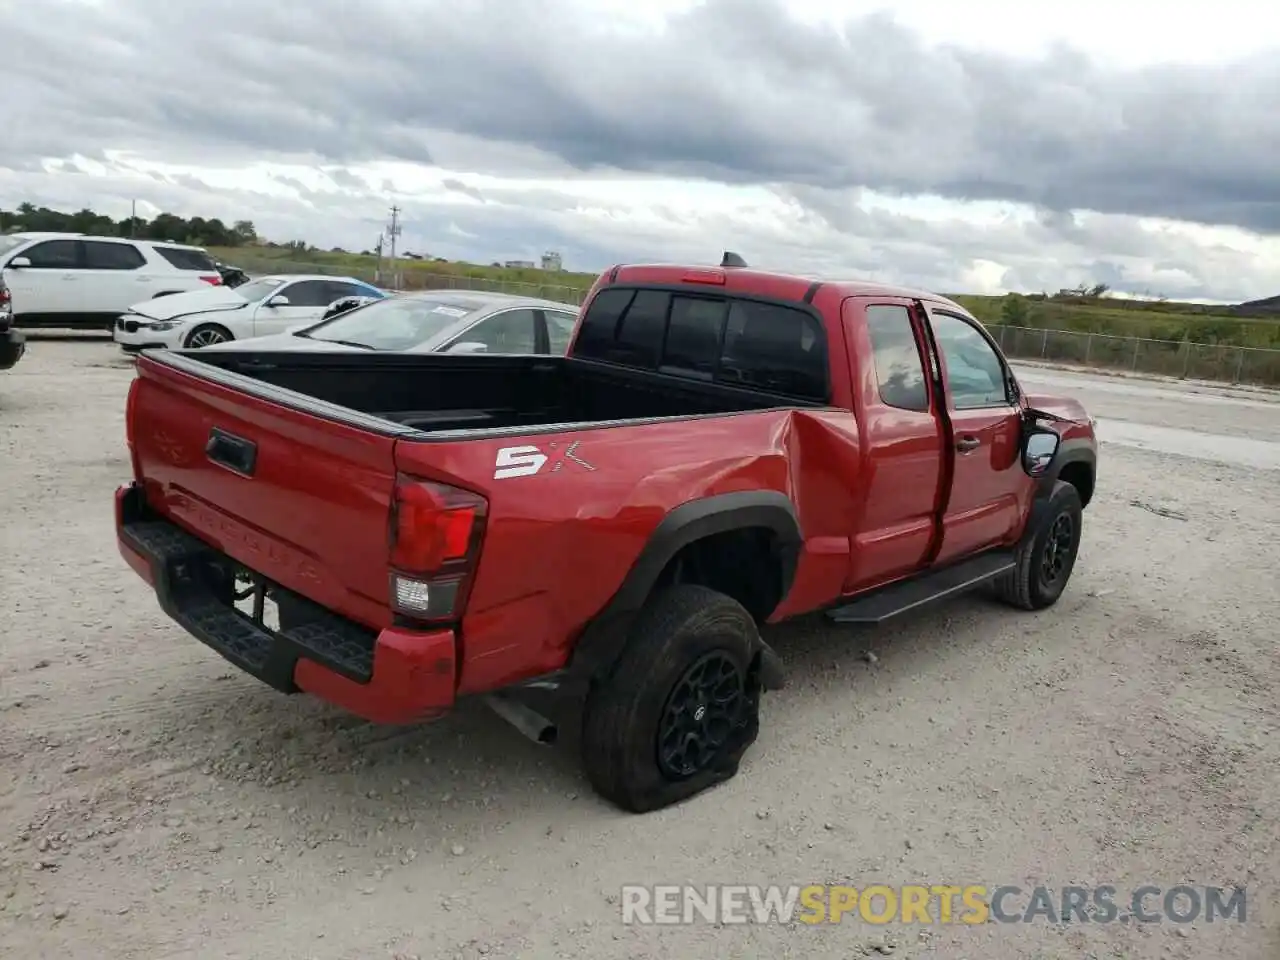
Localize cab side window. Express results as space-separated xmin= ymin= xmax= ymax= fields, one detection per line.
xmin=865 ymin=305 xmax=929 ymax=411
xmin=930 ymin=312 xmax=1011 ymax=409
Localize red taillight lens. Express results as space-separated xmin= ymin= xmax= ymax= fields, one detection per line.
xmin=0 ymin=286 xmax=10 ymax=307
xmin=390 ymin=479 xmax=485 ymax=571
xmin=199 ymin=275 xmax=223 ymax=285
xmin=388 ymin=477 xmax=487 ymax=622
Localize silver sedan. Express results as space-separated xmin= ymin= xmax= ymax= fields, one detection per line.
xmin=198 ymin=290 xmax=581 ymax=355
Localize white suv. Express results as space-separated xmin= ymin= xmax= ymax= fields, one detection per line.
xmin=0 ymin=232 xmax=225 ymax=330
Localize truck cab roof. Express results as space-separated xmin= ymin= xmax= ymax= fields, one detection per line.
xmin=600 ymin=253 xmax=970 ymax=316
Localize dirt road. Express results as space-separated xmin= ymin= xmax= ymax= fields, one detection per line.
xmin=2 ymin=343 xmax=1278 ymax=960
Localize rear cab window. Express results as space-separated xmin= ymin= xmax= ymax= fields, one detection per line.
xmin=573 ymin=286 xmax=829 ymax=402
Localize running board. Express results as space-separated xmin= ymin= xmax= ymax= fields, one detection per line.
xmin=826 ymin=551 xmax=1017 ymax=624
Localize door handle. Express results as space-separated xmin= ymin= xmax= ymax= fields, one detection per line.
xmin=955 ymin=435 xmax=981 ymax=452
xmin=206 ymin=427 xmax=257 ymax=476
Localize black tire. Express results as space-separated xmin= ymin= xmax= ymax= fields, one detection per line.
xmin=183 ymin=323 xmax=233 ymax=349
xmin=581 ymin=584 xmax=764 ymax=813
xmin=992 ymin=480 xmax=1084 ymax=610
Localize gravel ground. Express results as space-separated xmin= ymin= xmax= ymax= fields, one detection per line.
xmin=2 ymin=342 xmax=1278 ymax=960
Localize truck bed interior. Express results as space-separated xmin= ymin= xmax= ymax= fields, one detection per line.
xmin=167 ymin=350 xmax=819 ymax=433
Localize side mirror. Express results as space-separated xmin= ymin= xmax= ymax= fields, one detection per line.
xmin=266 ymin=295 xmax=290 ymax=308
xmin=446 ymin=341 xmax=488 ymax=354
xmin=8 ymin=256 xmax=30 ymax=268
xmin=1022 ymin=429 xmax=1060 ymax=477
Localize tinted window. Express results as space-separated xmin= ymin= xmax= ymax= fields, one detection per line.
xmin=662 ymin=296 xmax=727 ymax=378
xmin=278 ymin=280 xmax=333 ymax=308
xmin=20 ymin=240 xmax=79 ymax=268
xmin=573 ymin=288 xmax=667 ymax=367
xmin=930 ymin=312 xmax=1010 ymax=409
xmin=83 ymin=240 xmax=146 ymax=270
xmin=544 ymin=310 xmax=577 ymax=354
xmin=865 ymin=305 xmax=929 ymax=411
xmin=719 ymin=299 xmax=827 ymax=401
xmin=152 ymin=246 xmax=217 ymax=270
xmin=458 ymin=308 xmax=538 ymax=354
xmin=324 ymin=281 xmax=376 ymax=302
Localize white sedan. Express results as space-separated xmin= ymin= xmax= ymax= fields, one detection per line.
xmin=111 ymin=274 xmax=387 ymax=352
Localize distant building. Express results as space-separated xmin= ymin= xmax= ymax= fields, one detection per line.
xmin=541 ymin=250 xmax=563 ymax=272
xmin=504 ymin=259 xmax=535 ymax=269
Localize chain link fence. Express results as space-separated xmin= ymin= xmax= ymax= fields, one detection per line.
xmin=990 ymin=324 xmax=1280 ymax=387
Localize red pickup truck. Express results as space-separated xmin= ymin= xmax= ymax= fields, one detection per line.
xmin=116 ymin=255 xmax=1097 ymax=813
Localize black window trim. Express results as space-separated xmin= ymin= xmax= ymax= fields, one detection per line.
xmin=926 ymin=307 xmax=1018 ymax=411
xmin=577 ymin=283 xmax=832 ymax=404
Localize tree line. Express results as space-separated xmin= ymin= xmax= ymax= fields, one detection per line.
xmin=0 ymin=203 xmax=258 ymax=248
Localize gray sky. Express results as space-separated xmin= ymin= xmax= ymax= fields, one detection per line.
xmin=4 ymin=0 xmax=1278 ymax=300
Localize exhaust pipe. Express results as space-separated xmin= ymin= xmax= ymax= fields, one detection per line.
xmin=485 ymin=692 xmax=557 ymax=745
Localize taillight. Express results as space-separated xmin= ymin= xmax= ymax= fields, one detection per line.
xmin=199 ymin=274 xmax=223 ymax=285
xmin=0 ymin=286 xmax=10 ymax=308
xmin=388 ymin=476 xmax=487 ymax=622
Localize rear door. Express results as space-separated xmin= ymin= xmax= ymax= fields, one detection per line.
xmin=925 ymin=307 xmax=1027 ymax=563
xmin=79 ymin=240 xmax=150 ymax=313
xmin=842 ymin=298 xmax=947 ymax=591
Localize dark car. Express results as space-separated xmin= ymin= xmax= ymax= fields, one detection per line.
xmin=0 ymin=272 xmax=25 ymax=371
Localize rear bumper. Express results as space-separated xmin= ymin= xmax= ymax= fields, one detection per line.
xmin=115 ymin=482 xmax=458 ymax=724
xmin=0 ymin=327 xmax=25 ymax=370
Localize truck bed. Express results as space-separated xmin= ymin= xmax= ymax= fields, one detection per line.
xmin=170 ymin=349 xmax=818 ymax=436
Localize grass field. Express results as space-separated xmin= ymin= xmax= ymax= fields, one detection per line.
xmin=210 ymin=246 xmax=1280 ymax=352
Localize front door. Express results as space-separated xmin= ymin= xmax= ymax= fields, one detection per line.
xmin=926 ymin=308 xmax=1027 ymax=564
xmin=252 ymin=279 xmax=335 ymax=336
xmin=4 ymin=239 xmax=82 ymax=319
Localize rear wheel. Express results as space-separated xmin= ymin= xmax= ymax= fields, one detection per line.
xmin=184 ymin=323 xmax=232 ymax=348
xmin=992 ymin=480 xmax=1084 ymax=610
xmin=581 ymin=584 xmax=763 ymax=813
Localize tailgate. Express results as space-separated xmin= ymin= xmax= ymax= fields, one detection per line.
xmin=129 ymin=355 xmax=400 ymax=629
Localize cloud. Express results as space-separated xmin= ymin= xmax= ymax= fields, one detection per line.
xmin=2 ymin=0 xmax=1279 ymax=300
xmin=8 ymin=0 xmax=1280 ymax=235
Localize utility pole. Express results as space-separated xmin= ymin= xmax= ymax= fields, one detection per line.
xmin=130 ymin=199 xmax=137 ymax=238
xmin=386 ymin=206 xmax=401 ymax=289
